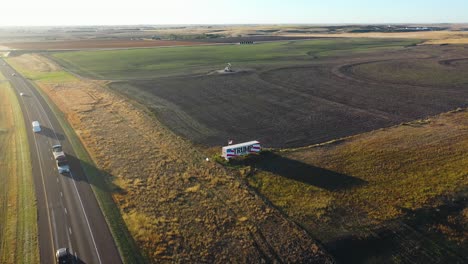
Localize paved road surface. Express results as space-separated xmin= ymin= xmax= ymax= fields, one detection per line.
xmin=0 ymin=59 xmax=122 ymax=264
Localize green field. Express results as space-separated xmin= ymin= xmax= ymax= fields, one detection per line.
xmin=0 ymin=80 xmax=38 ymax=264
xmin=52 ymin=38 xmax=420 ymax=79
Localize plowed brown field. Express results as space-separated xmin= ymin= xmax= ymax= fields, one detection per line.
xmin=110 ymin=45 xmax=468 ymax=148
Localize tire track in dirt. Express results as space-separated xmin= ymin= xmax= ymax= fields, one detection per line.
xmin=438 ymin=57 xmax=468 ymax=67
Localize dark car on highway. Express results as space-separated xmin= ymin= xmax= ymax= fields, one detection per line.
xmin=56 ymin=248 xmax=73 ymax=264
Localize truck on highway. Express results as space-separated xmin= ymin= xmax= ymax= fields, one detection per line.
xmin=52 ymin=145 xmax=70 ymax=174
xmin=52 ymin=145 xmax=65 ymax=159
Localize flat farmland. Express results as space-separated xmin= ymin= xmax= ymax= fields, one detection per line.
xmin=52 ymin=39 xmax=468 ymax=148
xmin=4 ymin=39 xmax=207 ymax=50
xmin=19 ymin=34 xmax=468 ymax=263
xmin=52 ymin=38 xmax=418 ymax=79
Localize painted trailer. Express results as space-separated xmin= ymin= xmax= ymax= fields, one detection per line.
xmin=222 ymin=140 xmax=261 ymax=160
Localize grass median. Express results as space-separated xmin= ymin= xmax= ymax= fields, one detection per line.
xmin=0 ymin=80 xmax=39 ymax=264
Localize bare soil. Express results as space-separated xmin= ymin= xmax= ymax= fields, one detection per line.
xmin=111 ymin=45 xmax=468 ymax=148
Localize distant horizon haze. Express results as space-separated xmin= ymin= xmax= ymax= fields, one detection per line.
xmin=0 ymin=0 xmax=467 ymax=26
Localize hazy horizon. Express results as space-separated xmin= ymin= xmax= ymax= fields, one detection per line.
xmin=1 ymin=0 xmax=467 ymax=27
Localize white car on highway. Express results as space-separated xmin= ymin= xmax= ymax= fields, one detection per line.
xmin=32 ymin=121 xmax=41 ymax=133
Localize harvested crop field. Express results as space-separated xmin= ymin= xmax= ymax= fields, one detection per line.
xmin=8 ymin=54 xmax=333 ymax=263
xmin=108 ymin=44 xmax=468 ymax=148
xmin=3 ymin=39 xmax=208 ymax=50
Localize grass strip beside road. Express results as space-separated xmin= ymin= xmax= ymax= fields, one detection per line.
xmin=5 ymin=58 xmax=77 ymax=83
xmin=30 ymin=79 xmax=146 ymax=264
xmin=0 ymin=82 xmax=39 ymax=264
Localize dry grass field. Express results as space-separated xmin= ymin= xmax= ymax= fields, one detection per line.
xmin=8 ymin=54 xmax=332 ymax=263
xmin=142 ymin=25 xmax=468 ymax=45
xmin=245 ymin=109 xmax=468 ymax=263
xmin=284 ymin=31 xmax=468 ymax=44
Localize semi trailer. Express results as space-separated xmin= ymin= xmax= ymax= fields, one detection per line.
xmin=222 ymin=140 xmax=261 ymax=160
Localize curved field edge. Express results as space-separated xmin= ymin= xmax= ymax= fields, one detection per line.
xmin=49 ymin=38 xmax=421 ymax=80
xmin=342 ymin=57 xmax=468 ymax=88
xmin=0 ymin=81 xmax=39 ymax=263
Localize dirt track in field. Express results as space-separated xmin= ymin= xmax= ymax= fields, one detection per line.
xmin=438 ymin=57 xmax=468 ymax=67
xmin=111 ymin=45 xmax=468 ymax=148
xmin=3 ymin=39 xmax=209 ymax=50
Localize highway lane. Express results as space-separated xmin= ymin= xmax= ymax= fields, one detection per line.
xmin=0 ymin=58 xmax=122 ymax=264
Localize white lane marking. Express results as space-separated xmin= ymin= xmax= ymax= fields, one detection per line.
xmin=16 ymin=66 xmax=103 ymax=263
xmin=68 ymin=227 xmax=72 ymax=235
xmin=60 ymin=192 xmax=63 ymax=198
xmin=57 ymin=177 xmax=59 ymax=183
xmin=50 ymin=205 xmax=59 ymax=251
xmin=18 ymin=77 xmax=61 ymax=144
xmin=17 ymin=85 xmax=58 ymax=257
xmin=69 ymin=172 xmax=102 ymax=264
xmin=64 ymin=207 xmax=67 ymax=215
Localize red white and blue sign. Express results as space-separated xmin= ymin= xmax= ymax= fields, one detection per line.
xmin=222 ymin=140 xmax=261 ymax=160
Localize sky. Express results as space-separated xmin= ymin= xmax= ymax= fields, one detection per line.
xmin=0 ymin=0 xmax=467 ymax=26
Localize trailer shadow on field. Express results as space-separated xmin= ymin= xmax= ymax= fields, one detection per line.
xmin=250 ymin=152 xmax=366 ymax=191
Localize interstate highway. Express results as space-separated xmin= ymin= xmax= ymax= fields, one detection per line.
xmin=0 ymin=58 xmax=122 ymax=264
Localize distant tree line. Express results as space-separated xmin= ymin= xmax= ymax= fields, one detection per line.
xmin=239 ymin=41 xmax=254 ymax=44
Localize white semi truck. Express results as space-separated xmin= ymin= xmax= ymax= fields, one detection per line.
xmin=221 ymin=140 xmax=261 ymax=160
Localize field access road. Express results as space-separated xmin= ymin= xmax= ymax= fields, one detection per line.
xmin=0 ymin=59 xmax=122 ymax=264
